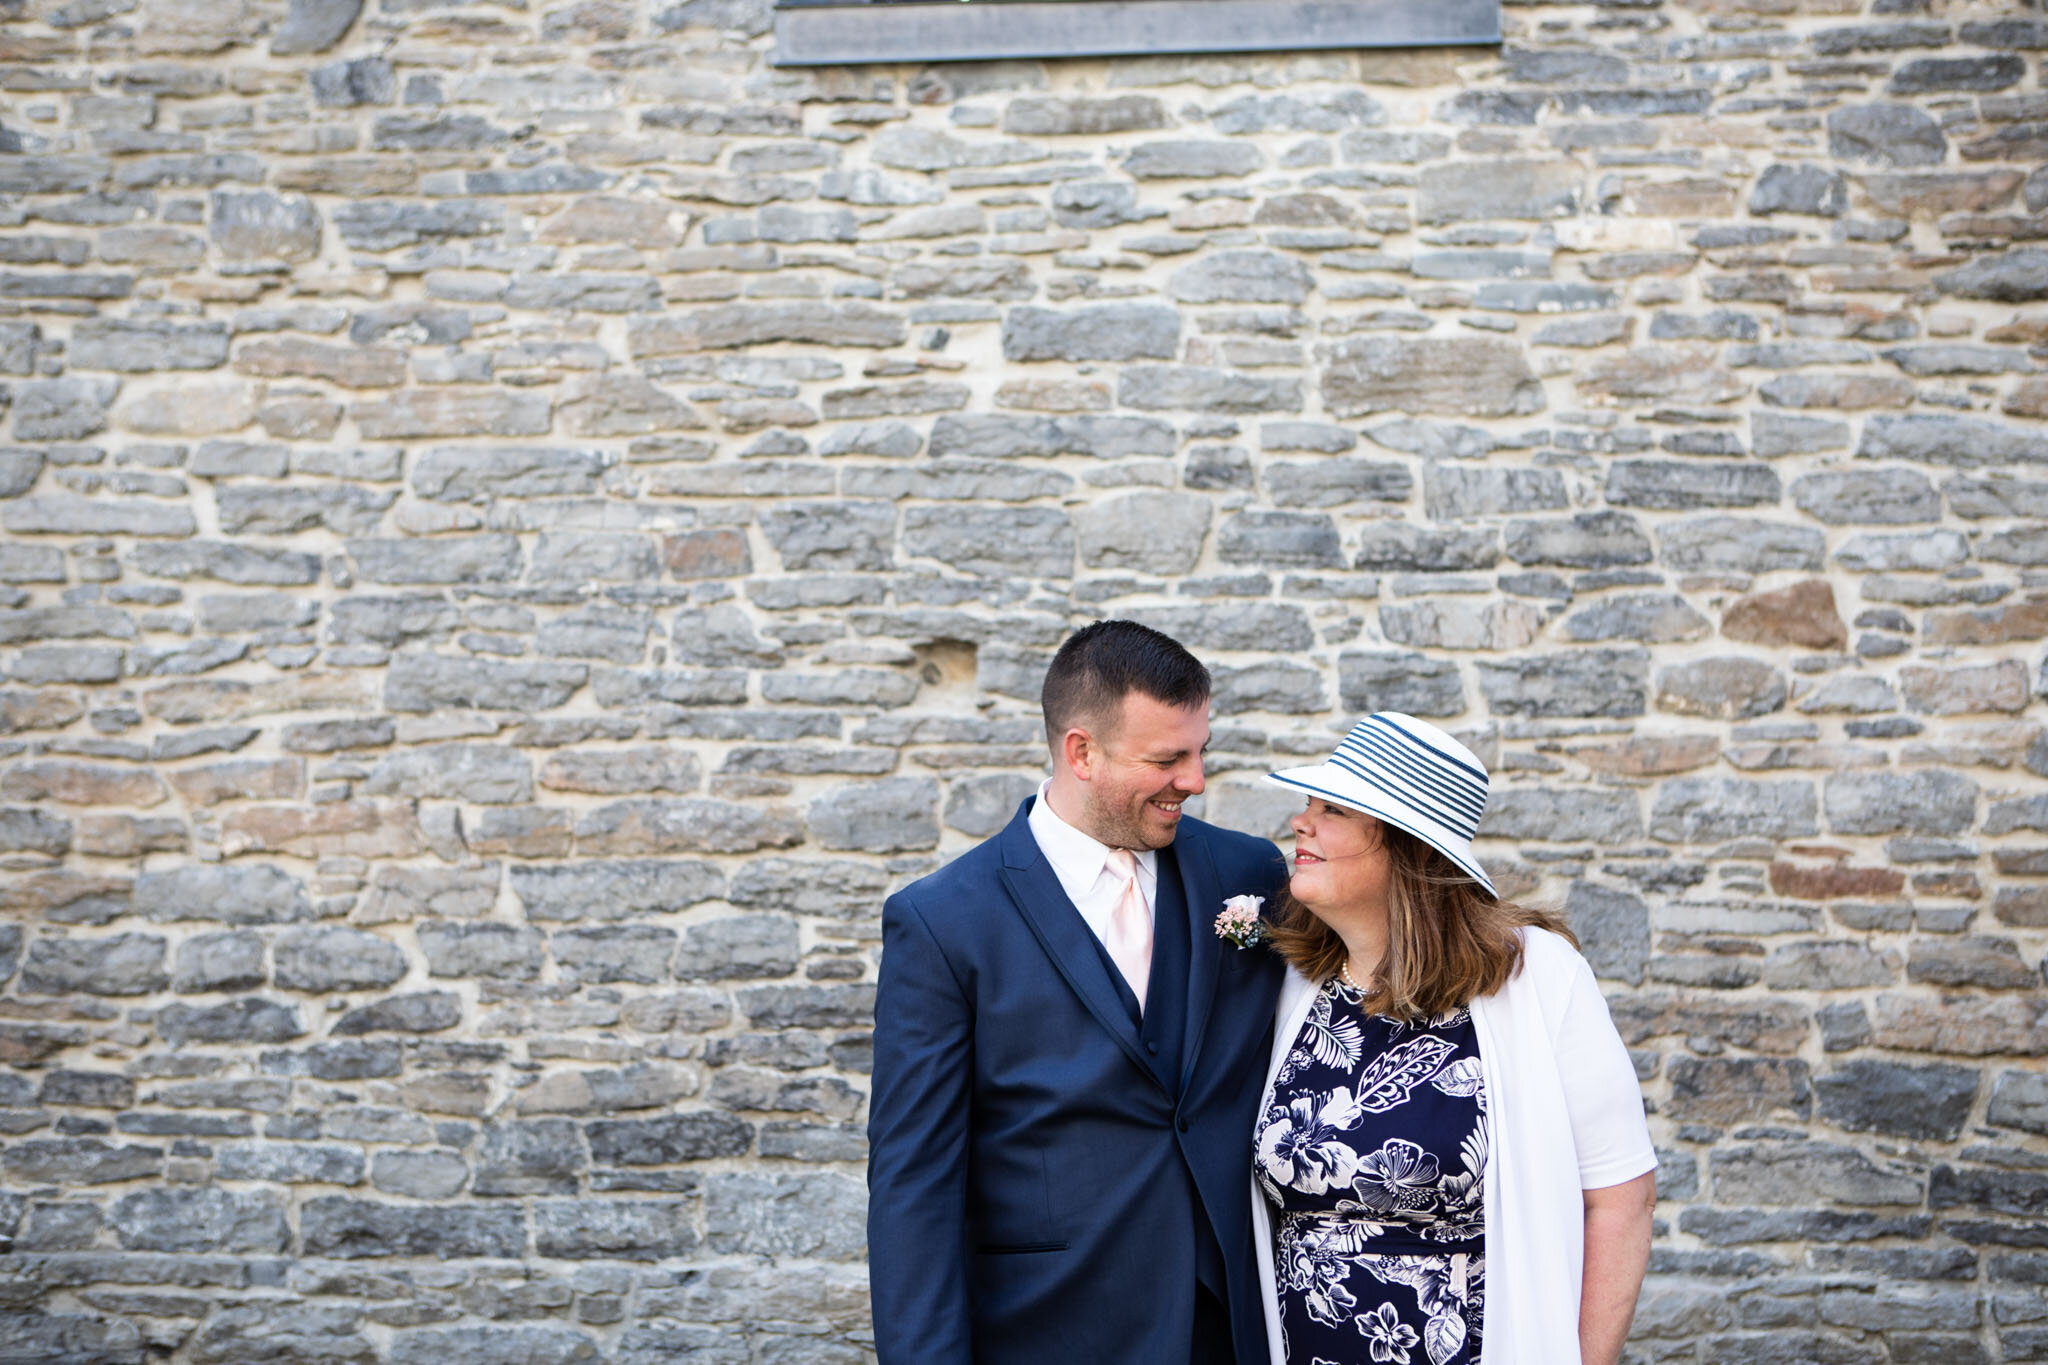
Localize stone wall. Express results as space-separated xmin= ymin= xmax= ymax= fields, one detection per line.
xmin=1 ymin=0 xmax=2046 ymax=1360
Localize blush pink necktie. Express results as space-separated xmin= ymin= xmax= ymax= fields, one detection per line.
xmin=1103 ymin=847 xmax=1152 ymax=1014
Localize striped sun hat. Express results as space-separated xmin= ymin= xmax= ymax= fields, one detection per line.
xmin=1264 ymin=712 xmax=1497 ymax=897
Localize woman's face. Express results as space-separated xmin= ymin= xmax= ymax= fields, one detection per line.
xmin=1287 ymin=797 xmax=1392 ymax=919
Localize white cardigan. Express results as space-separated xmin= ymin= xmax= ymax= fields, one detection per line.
xmin=1250 ymin=928 xmax=1657 ymax=1365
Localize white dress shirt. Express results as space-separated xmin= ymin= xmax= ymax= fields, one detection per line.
xmin=1026 ymin=781 xmax=1156 ymax=953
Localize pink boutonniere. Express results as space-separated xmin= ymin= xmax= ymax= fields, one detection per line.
xmin=1215 ymin=894 xmax=1268 ymax=949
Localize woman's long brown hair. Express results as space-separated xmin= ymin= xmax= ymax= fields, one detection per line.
xmin=1265 ymin=817 xmax=1573 ymax=1020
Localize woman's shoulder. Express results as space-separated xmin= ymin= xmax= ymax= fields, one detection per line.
xmin=1508 ymin=924 xmax=1597 ymax=995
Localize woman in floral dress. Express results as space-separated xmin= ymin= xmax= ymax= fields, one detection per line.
xmin=1248 ymin=714 xmax=1658 ymax=1365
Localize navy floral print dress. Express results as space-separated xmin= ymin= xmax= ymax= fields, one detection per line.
xmin=1256 ymin=979 xmax=1488 ymax=1365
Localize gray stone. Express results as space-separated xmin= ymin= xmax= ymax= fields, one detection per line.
xmin=173 ymin=930 xmax=266 ymax=993
xmin=1210 ymin=660 xmax=1326 ymax=715
xmin=929 ymin=414 xmax=1175 ymax=460
xmin=705 ymin=1172 xmax=866 ymax=1258
xmin=1423 ymin=465 xmax=1566 ymax=520
xmin=1269 ymin=459 xmax=1413 ymax=508
xmin=1218 ymin=511 xmax=1343 ymax=568
xmin=272 ymin=0 xmax=363 ymax=53
xmin=1891 ymin=54 xmax=2026 ymax=92
xmin=1750 ymin=164 xmax=1848 ymax=216
xmin=131 ymin=541 xmax=322 ymax=586
xmin=419 ymin=922 xmax=545 ymax=980
xmin=274 ymin=926 xmax=408 ymax=993
xmin=1476 ymin=648 xmax=1648 ymax=718
xmin=1050 ymin=180 xmax=1166 ymax=229
xmin=384 ymin=654 xmax=587 ymax=713
xmin=574 ymin=798 xmax=805 ymax=855
xmin=134 ymin=863 xmax=311 ymax=925
xmin=300 ymin=1197 xmax=524 ymax=1258
xmin=1338 ymin=651 xmax=1465 ymax=717
xmin=1505 ymin=512 xmax=1652 ymax=568
xmin=728 ymin=858 xmax=891 ymax=919
xmin=109 ymin=1187 xmax=289 ymax=1253
xmin=12 ymin=378 xmax=120 ymax=441
xmin=535 ymin=1200 xmax=699 ymax=1261
xmin=1119 ymin=365 xmax=1302 ymax=414
xmin=1167 ymin=249 xmax=1313 ymax=305
xmin=1074 ymin=491 xmax=1212 ymax=574
xmin=1792 ymin=469 xmax=1940 ymax=524
xmin=760 ymin=502 xmax=896 ymax=572
xmin=413 ymin=447 xmax=609 ymax=503
xmin=1124 ymin=140 xmax=1263 ymax=179
xmin=1989 ymin=1070 xmax=2048 ymax=1137
xmin=70 ymin=318 xmax=229 ymax=373
xmin=1001 ymin=304 xmax=1179 ymax=362
xmin=22 ymin=933 xmax=167 ymax=995
xmin=348 ymin=535 xmax=522 ymax=585
xmin=0 ymin=806 xmax=73 ymax=854
xmin=473 ymin=1119 xmax=584 ymax=1197
xmin=1826 ymin=770 xmax=1978 ymax=836
xmin=587 ymin=1112 xmax=753 ymax=1165
xmin=371 ymin=1150 xmax=468 ymax=1199
xmin=943 ymin=774 xmax=1039 ymax=837
xmin=511 ymin=860 xmax=724 ymax=923
xmin=901 ymin=506 xmax=1073 ymax=578
xmin=1836 ymin=528 xmax=1969 ymax=572
xmin=1123 ymin=604 xmax=1315 ymax=653
xmin=1656 ymin=657 xmax=1787 ymax=720
xmin=1562 ymin=593 xmax=1711 ymax=643
xmin=1565 ymin=882 xmax=1650 ymax=984
xmin=553 ymin=925 xmax=677 ymax=984
xmin=1658 ymin=517 xmax=1826 ymax=575
xmin=809 ymin=778 xmax=939 ymax=853
xmin=1711 ymin=1142 xmax=1923 ymax=1207
xmin=332 ymin=991 xmax=461 ymax=1035
xmin=311 ymin=56 xmax=394 ymax=108
xmin=1353 ymin=523 xmax=1498 ymax=571
xmin=1484 ymin=788 xmax=1644 ymax=844
xmin=1857 ymin=414 xmax=2048 ymax=467
xmin=1650 ymin=778 xmax=1819 ymax=843
xmin=1418 ymin=158 xmax=1580 ymax=222
xmin=211 ymin=191 xmax=322 ymax=264
xmin=214 ymin=1141 xmax=366 ymax=1185
xmin=3 ymin=1138 xmax=163 ymax=1186
xmin=1605 ymin=460 xmax=1780 ymax=509
xmin=364 ymin=744 xmax=532 ymax=804
xmin=1817 ymin=1060 xmax=1981 ymax=1141
xmin=158 ymin=997 xmax=304 ymax=1044
xmin=1933 ymin=249 xmax=2048 ymax=304
xmin=1828 ymin=104 xmax=1947 ymax=166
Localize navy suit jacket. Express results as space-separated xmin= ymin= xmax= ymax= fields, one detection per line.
xmin=867 ymin=799 xmax=1289 ymax=1365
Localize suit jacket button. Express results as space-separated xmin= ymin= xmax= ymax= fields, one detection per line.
xmin=1145 ymin=1042 xmax=1158 ymax=1054
xmin=1176 ymin=1116 xmax=1190 ymax=1133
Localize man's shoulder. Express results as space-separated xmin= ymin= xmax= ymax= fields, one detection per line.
xmin=888 ymin=829 xmax=1009 ymax=913
xmin=1178 ymin=815 xmax=1287 ymax=879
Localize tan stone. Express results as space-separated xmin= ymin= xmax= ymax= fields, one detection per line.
xmin=663 ymin=528 xmax=752 ymax=579
xmin=1901 ymin=660 xmax=2031 ymax=715
xmin=1606 ymin=992 xmax=1809 ymax=1054
xmin=1924 ymin=595 xmax=2048 ymax=645
xmin=1619 ymin=177 xmax=1742 ymax=218
xmin=467 ymin=808 xmax=575 ymax=859
xmin=0 ymin=689 xmax=85 ymax=734
xmin=2004 ymin=376 xmax=2048 ymax=419
xmin=0 ymin=870 xmax=130 ymax=919
xmin=274 ymin=158 xmax=421 ymax=196
xmin=994 ymin=379 xmax=1113 ymax=412
xmin=1577 ymin=345 xmax=1745 ymax=406
xmin=166 ymin=758 xmax=305 ymax=808
xmin=1871 ymin=992 xmax=2048 ymax=1055
xmin=1564 ymin=735 xmax=1720 ymax=776
xmin=559 ymin=373 xmax=703 ymax=437
xmin=118 ymin=380 xmax=259 ymax=437
xmin=0 ymin=760 xmax=165 ymax=808
xmin=235 ymin=337 xmax=408 ymax=389
xmin=219 ymin=800 xmax=425 ymax=859
xmin=1721 ymin=579 xmax=1849 ymax=650
xmin=539 ymin=195 xmax=692 ymax=249
xmin=1856 ymin=171 xmax=2024 ymax=218
xmin=1987 ymin=313 xmax=2048 ymax=344
xmin=143 ymin=674 xmax=374 ymax=724
xmin=74 ymin=815 xmax=189 ymax=858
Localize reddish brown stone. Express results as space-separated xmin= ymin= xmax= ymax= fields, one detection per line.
xmin=1770 ymin=860 xmax=1908 ymax=899
xmin=663 ymin=528 xmax=751 ymax=580
xmin=1721 ymin=579 xmax=1849 ymax=650
xmin=1987 ymin=313 xmax=2048 ymax=344
xmin=220 ymin=800 xmax=424 ymax=858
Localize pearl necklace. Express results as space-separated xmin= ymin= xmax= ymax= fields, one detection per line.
xmin=1338 ymin=958 xmax=1363 ymax=992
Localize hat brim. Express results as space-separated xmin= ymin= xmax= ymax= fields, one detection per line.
xmin=1264 ymin=767 xmax=1498 ymax=898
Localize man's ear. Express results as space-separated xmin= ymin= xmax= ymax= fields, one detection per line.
xmin=1060 ymin=726 xmax=1094 ymax=782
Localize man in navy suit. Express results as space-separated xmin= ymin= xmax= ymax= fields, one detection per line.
xmin=868 ymin=620 xmax=1290 ymax=1365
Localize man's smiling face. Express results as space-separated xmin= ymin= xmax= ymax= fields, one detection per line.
xmin=1074 ymin=691 xmax=1210 ymax=851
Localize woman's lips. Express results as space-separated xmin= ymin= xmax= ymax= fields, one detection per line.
xmin=1293 ymin=850 xmax=1323 ymax=866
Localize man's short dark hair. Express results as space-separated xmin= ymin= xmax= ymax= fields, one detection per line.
xmin=1041 ymin=620 xmax=1210 ymax=749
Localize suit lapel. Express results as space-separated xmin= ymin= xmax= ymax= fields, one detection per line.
xmin=996 ymin=802 xmax=1163 ymax=1091
xmin=1174 ymin=826 xmax=1225 ymax=1093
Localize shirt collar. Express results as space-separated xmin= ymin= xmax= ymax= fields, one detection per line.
xmin=1029 ymin=780 xmax=1157 ymax=887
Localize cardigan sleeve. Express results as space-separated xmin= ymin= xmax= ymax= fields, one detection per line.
xmin=1549 ymin=948 xmax=1659 ymax=1191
